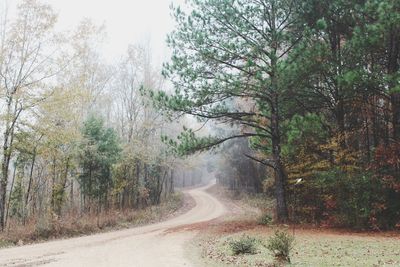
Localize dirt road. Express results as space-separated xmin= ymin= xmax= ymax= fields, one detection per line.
xmin=0 ymin=183 xmax=226 ymax=267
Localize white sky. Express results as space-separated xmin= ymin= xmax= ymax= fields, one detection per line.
xmin=4 ymin=0 xmax=184 ymax=65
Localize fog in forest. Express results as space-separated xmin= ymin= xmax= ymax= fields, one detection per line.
xmin=0 ymin=1 xmax=399 ymax=266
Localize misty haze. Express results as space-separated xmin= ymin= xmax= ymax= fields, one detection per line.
xmin=0 ymin=0 xmax=399 ymax=266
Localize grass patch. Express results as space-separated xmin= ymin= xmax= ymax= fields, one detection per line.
xmin=290 ymin=232 xmax=400 ymax=266
xmin=0 ymin=239 xmax=13 ymax=248
xmin=199 ymin=228 xmax=400 ymax=267
xmin=199 ymin=185 xmax=400 ymax=266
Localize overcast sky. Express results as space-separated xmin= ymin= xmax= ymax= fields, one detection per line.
xmin=4 ymin=0 xmax=185 ymax=65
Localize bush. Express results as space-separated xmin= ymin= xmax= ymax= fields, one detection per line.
xmin=266 ymin=229 xmax=295 ymax=263
xmin=316 ymin=169 xmax=386 ymax=229
xmin=290 ymin=167 xmax=394 ymax=230
xmin=259 ymin=213 xmax=273 ymax=225
xmin=229 ymin=235 xmax=258 ymax=255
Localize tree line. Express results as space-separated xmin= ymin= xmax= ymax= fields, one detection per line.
xmin=154 ymin=0 xmax=400 ymax=230
xmin=0 ymin=0 xmax=196 ymax=232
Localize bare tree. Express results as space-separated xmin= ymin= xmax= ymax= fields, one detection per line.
xmin=0 ymin=0 xmax=64 ymax=230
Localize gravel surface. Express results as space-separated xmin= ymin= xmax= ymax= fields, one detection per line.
xmin=0 ymin=182 xmax=226 ymax=267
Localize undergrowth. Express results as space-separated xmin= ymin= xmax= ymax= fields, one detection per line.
xmin=229 ymin=234 xmax=259 ymax=255
xmin=0 ymin=192 xmax=183 ymax=247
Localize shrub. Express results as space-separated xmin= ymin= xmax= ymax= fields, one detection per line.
xmin=229 ymin=235 xmax=258 ymax=255
xmin=290 ymin=167 xmax=393 ymax=230
xmin=266 ymin=229 xmax=295 ymax=263
xmin=316 ymin=169 xmax=385 ymax=229
xmin=259 ymin=213 xmax=273 ymax=225
xmin=33 ymin=224 xmax=52 ymax=240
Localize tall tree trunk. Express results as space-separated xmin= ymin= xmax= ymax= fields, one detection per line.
xmin=55 ymin=158 xmax=70 ymax=216
xmin=392 ymin=93 xmax=400 ymax=141
xmin=0 ymin=97 xmax=17 ymax=231
xmin=365 ymin=115 xmax=371 ymax=162
xmin=144 ymin=163 xmax=148 ymax=185
xmin=271 ymin=96 xmax=289 ymax=223
xmin=5 ymin=161 xmax=17 ymax=230
xmin=135 ymin=160 xmax=140 ymax=208
xmin=25 ymin=149 xmax=37 ymax=209
xmin=269 ymin=13 xmax=289 ymax=221
xmin=0 ymin=159 xmax=7 ymax=231
xmin=51 ymin=157 xmax=56 ymax=213
xmin=169 ymin=169 xmax=174 ymax=194
xmin=372 ymin=97 xmax=380 ymax=146
xmin=388 ymin=26 xmax=400 ymax=142
xmin=70 ymin=177 xmax=74 ymax=210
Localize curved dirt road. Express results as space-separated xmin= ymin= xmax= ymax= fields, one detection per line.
xmin=0 ymin=183 xmax=226 ymax=267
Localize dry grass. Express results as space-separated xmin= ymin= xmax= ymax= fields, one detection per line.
xmin=0 ymin=192 xmax=186 ymax=247
xmin=198 ymin=227 xmax=400 ymax=267
xmin=194 ymin=185 xmax=400 ymax=267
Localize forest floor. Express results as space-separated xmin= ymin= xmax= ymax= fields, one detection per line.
xmin=0 ymin=191 xmax=193 ymax=248
xmin=190 ymin=185 xmax=400 ymax=267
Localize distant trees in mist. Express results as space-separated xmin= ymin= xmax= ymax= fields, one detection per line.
xmin=0 ymin=0 xmax=199 ymax=232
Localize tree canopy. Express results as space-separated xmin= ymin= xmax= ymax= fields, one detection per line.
xmin=154 ymin=0 xmax=400 ymax=228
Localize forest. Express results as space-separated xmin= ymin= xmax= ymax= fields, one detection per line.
xmin=0 ymin=0 xmax=209 ymax=238
xmin=154 ymin=0 xmax=400 ymax=230
xmin=0 ymin=0 xmax=399 ymax=247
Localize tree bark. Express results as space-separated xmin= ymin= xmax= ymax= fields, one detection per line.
xmin=388 ymin=25 xmax=400 ymax=141
xmin=25 ymin=150 xmax=37 ymax=209
xmin=5 ymin=161 xmax=17 ymax=230
xmin=269 ymin=11 xmax=289 ymax=222
xmin=391 ymin=93 xmax=400 ymax=142
xmin=0 ymin=97 xmax=17 ymax=231
xmin=135 ymin=160 xmax=140 ymax=208
xmin=170 ymin=169 xmax=174 ymax=194
xmin=271 ymin=94 xmax=289 ymax=223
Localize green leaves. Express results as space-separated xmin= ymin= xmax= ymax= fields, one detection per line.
xmin=316 ymin=18 xmax=327 ymax=30
xmin=149 ymin=0 xmax=305 ymax=157
xmin=79 ymin=115 xmax=121 ymax=200
xmin=162 ymin=128 xmax=220 ymax=157
xmin=282 ymin=113 xmax=327 ymax=159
